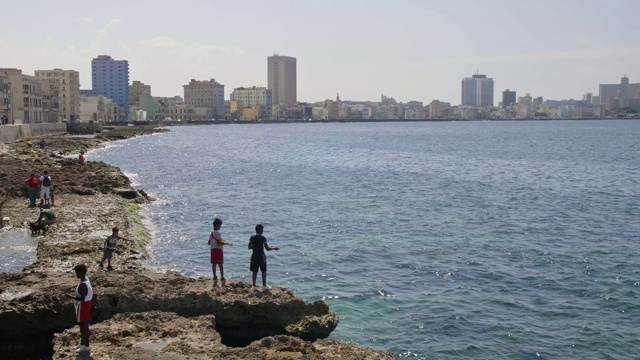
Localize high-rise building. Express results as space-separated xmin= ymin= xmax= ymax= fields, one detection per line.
xmin=268 ymin=54 xmax=297 ymax=106
xmin=91 ymin=55 xmax=130 ymax=121
xmin=35 ymin=69 xmax=81 ymax=122
xmin=461 ymin=74 xmax=494 ymax=107
xmin=129 ymin=80 xmax=151 ymax=105
xmin=599 ymin=76 xmax=640 ymax=105
xmin=183 ymin=79 xmax=225 ymax=119
xmin=502 ymin=89 xmax=516 ymax=109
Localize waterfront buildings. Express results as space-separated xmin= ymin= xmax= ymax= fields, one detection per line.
xmin=230 ymin=86 xmax=273 ymax=120
xmin=515 ymin=93 xmax=535 ymax=119
xmin=79 ymin=94 xmax=124 ymax=123
xmin=183 ymin=78 xmax=224 ymax=119
xmin=267 ymin=54 xmax=297 ymax=107
xmin=35 ymin=69 xmax=80 ymax=122
xmin=461 ymin=74 xmax=494 ymax=107
xmin=598 ymin=76 xmax=640 ymax=112
xmin=91 ymin=55 xmax=130 ymax=121
xmin=0 ymin=68 xmax=54 ymax=124
xmin=502 ymin=89 xmax=516 ymax=109
xmin=129 ymin=80 xmax=151 ymax=106
xmin=428 ymin=100 xmax=452 ymax=119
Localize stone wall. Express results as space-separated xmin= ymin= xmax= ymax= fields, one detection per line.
xmin=67 ymin=121 xmax=101 ymax=135
xmin=0 ymin=123 xmax=67 ymax=144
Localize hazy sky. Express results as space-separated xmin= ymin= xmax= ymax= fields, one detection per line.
xmin=2 ymin=0 xmax=639 ymax=104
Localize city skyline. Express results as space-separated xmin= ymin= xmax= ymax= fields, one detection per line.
xmin=1 ymin=0 xmax=639 ymax=103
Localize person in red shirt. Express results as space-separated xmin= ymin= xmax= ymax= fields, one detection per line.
xmin=25 ymin=173 xmax=39 ymax=207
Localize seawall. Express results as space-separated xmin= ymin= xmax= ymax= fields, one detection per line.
xmin=0 ymin=123 xmax=67 ymax=144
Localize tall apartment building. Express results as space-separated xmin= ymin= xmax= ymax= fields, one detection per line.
xmin=0 ymin=68 xmax=54 ymax=124
xmin=183 ymin=79 xmax=225 ymax=119
xmin=129 ymin=80 xmax=151 ymax=105
xmin=91 ymin=55 xmax=130 ymax=121
xmin=230 ymin=86 xmax=273 ymax=120
xmin=502 ymin=89 xmax=516 ymax=109
xmin=461 ymin=74 xmax=494 ymax=107
xmin=599 ymin=76 xmax=640 ymax=107
xmin=35 ymin=69 xmax=80 ymax=122
xmin=267 ymin=54 xmax=297 ymax=107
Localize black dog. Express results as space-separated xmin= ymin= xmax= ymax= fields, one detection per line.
xmin=28 ymin=222 xmax=49 ymax=235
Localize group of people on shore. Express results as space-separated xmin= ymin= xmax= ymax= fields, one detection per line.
xmin=209 ymin=218 xmax=280 ymax=290
xmin=25 ymin=171 xmax=54 ymax=208
xmin=67 ymin=218 xmax=281 ymax=354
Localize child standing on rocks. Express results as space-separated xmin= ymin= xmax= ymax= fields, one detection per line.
xmin=67 ymin=264 xmax=93 ymax=354
xmin=208 ymin=218 xmax=232 ymax=287
xmin=248 ymin=224 xmax=279 ymax=290
xmin=98 ymin=227 xmax=132 ymax=271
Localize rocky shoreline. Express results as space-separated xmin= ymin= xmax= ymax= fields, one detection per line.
xmin=0 ymin=127 xmax=395 ymax=359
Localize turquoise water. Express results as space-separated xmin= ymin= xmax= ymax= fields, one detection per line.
xmin=89 ymin=121 xmax=640 ymax=359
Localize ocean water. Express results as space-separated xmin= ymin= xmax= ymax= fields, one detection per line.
xmin=87 ymin=120 xmax=640 ymax=359
xmin=0 ymin=230 xmax=38 ymax=273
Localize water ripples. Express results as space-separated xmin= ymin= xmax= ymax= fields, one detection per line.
xmin=88 ymin=121 xmax=640 ymax=359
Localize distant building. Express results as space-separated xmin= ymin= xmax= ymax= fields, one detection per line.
xmin=515 ymin=93 xmax=535 ymax=119
xmin=381 ymin=94 xmax=397 ymax=106
xmin=0 ymin=68 xmax=54 ymax=124
xmin=268 ymin=54 xmax=297 ymax=106
xmin=231 ymin=86 xmax=272 ymax=120
xmin=599 ymin=76 xmax=640 ymax=108
xmin=428 ymin=100 xmax=452 ymax=119
xmin=502 ymin=89 xmax=516 ymax=109
xmin=91 ymin=55 xmax=130 ymax=121
xmin=79 ymin=94 xmax=124 ymax=123
xmin=35 ymin=69 xmax=81 ymax=122
xmin=129 ymin=80 xmax=151 ymax=106
xmin=0 ymin=76 xmax=9 ymax=123
xmin=461 ymin=74 xmax=494 ymax=107
xmin=183 ymin=79 xmax=225 ymax=119
xmin=583 ymin=92 xmax=593 ymax=104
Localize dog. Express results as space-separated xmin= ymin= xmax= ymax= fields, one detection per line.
xmin=28 ymin=221 xmax=49 ymax=235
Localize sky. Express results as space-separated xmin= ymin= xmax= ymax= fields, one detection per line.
xmin=2 ymin=0 xmax=639 ymax=104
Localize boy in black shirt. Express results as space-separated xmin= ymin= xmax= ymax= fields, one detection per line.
xmin=248 ymin=224 xmax=279 ymax=290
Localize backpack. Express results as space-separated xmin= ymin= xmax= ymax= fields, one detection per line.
xmin=42 ymin=176 xmax=51 ymax=187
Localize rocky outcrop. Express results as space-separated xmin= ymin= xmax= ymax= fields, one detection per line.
xmin=0 ymin=270 xmax=339 ymax=355
xmin=53 ymin=311 xmax=394 ymax=360
xmin=0 ymin=127 xmax=394 ymax=359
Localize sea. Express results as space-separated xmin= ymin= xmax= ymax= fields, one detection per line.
xmin=8 ymin=120 xmax=640 ymax=359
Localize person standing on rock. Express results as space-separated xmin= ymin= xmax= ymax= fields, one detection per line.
xmin=98 ymin=226 xmax=132 ymax=271
xmin=25 ymin=173 xmax=39 ymax=207
xmin=208 ymin=218 xmax=233 ymax=287
xmin=39 ymin=171 xmax=52 ymax=206
xmin=248 ymin=224 xmax=279 ymax=290
xmin=67 ymin=264 xmax=93 ymax=354
xmin=79 ymin=150 xmax=85 ymax=165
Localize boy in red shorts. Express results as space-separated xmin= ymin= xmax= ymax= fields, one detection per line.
xmin=67 ymin=264 xmax=93 ymax=353
xmin=208 ymin=218 xmax=232 ymax=287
